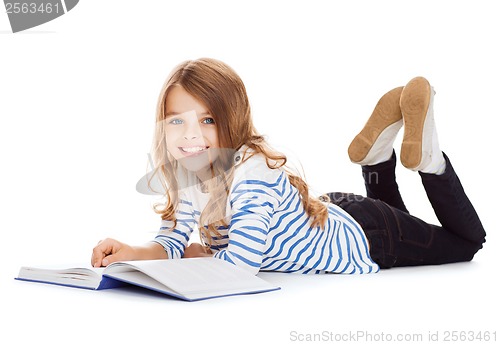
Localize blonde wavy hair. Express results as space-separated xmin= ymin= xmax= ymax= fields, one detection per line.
xmin=150 ymin=58 xmax=328 ymax=247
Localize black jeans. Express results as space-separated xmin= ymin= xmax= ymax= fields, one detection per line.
xmin=326 ymin=152 xmax=486 ymax=268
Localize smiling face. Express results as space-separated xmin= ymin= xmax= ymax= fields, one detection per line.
xmin=164 ymin=85 xmax=220 ymax=180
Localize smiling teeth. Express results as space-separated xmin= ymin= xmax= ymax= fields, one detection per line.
xmin=181 ymin=146 xmax=207 ymax=153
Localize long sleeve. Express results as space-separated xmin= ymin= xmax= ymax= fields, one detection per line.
xmin=152 ymin=198 xmax=196 ymax=259
xmin=213 ymin=161 xmax=284 ymax=275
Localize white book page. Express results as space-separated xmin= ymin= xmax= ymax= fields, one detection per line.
xmin=17 ymin=265 xmax=104 ymax=289
xmin=104 ymin=258 xmax=278 ymax=300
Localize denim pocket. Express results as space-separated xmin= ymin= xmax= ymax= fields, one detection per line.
xmin=388 ymin=207 xmax=435 ymax=249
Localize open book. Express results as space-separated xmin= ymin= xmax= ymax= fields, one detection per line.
xmin=16 ymin=258 xmax=280 ymax=301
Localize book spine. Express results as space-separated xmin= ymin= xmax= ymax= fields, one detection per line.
xmin=96 ymin=276 xmax=128 ymax=290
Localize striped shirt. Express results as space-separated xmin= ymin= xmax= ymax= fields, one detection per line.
xmin=153 ymin=149 xmax=379 ymax=275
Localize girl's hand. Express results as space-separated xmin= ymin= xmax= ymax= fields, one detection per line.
xmin=183 ymin=243 xmax=212 ymax=258
xmin=91 ymin=238 xmax=136 ymax=267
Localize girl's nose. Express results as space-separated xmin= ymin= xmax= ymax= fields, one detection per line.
xmin=183 ymin=122 xmax=202 ymax=140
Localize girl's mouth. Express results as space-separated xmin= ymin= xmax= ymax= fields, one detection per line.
xmin=179 ymin=146 xmax=209 ymax=156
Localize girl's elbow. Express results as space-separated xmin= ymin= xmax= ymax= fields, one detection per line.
xmin=216 ymin=250 xmax=262 ymax=275
xmin=237 ymin=262 xmax=261 ymax=275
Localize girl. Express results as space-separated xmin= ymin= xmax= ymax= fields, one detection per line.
xmin=91 ymin=58 xmax=486 ymax=274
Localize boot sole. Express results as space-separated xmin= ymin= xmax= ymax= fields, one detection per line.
xmin=400 ymin=77 xmax=431 ymax=169
xmin=348 ymin=86 xmax=403 ymax=163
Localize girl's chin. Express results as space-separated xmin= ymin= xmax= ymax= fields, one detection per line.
xmin=176 ymin=151 xmax=216 ymax=173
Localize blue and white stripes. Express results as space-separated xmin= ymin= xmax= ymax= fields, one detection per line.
xmin=153 ymin=151 xmax=379 ymax=275
xmin=153 ymin=199 xmax=198 ymax=259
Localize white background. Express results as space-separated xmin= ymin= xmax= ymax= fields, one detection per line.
xmin=1 ymin=1 xmax=498 ymax=344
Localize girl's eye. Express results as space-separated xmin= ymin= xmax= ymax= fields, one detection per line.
xmin=169 ymin=118 xmax=183 ymax=125
xmin=202 ymin=117 xmax=215 ymax=124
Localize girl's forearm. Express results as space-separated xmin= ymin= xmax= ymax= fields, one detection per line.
xmin=132 ymin=242 xmax=169 ymax=260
